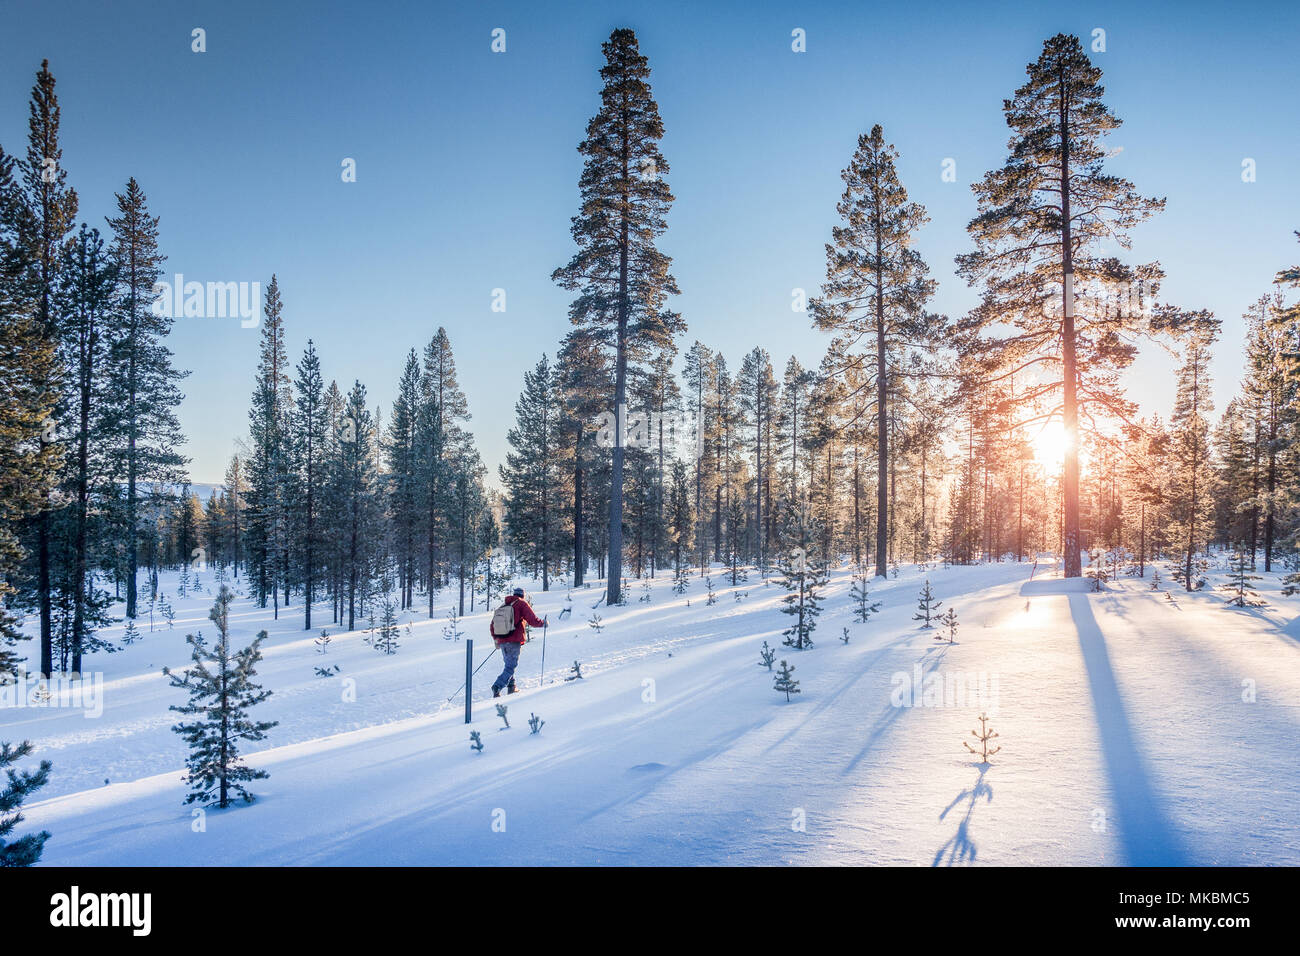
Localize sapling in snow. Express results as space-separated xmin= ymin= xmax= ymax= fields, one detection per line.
xmin=122 ymin=619 xmax=141 ymax=645
xmin=774 ymin=660 xmax=800 ymax=701
xmin=588 ymin=611 xmax=604 ymax=634
xmin=496 ymin=703 xmax=510 ymax=729
xmin=759 ymin=640 xmax=776 ymax=670
xmin=565 ymin=660 xmax=584 ymax=681
xmin=937 ymin=607 xmax=958 ymax=644
xmin=913 ymin=580 xmax=942 ymax=628
xmin=964 ymin=712 xmax=1001 ymax=764
xmin=314 ymin=664 xmax=339 ymax=678
xmin=850 ymin=566 xmax=881 ymax=623
xmin=779 ymin=546 xmax=826 ymax=650
xmin=469 ymin=731 xmax=483 ymax=753
xmin=528 ymin=713 xmax=544 ymax=735
xmin=1223 ymin=551 xmax=1265 ymax=608
xmin=315 ymin=629 xmax=331 ymax=654
xmin=162 ymin=585 xmax=278 ymax=808
xmin=705 ymin=574 xmax=717 ymax=606
xmin=841 ymin=626 xmax=851 ymax=645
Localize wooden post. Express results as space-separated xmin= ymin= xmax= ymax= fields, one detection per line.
xmin=465 ymin=638 xmax=473 ymax=724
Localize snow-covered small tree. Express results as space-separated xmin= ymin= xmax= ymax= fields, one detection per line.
xmin=496 ymin=703 xmax=510 ymax=728
xmin=774 ymin=660 xmax=800 ymax=701
xmin=913 ymin=579 xmax=942 ymax=628
xmin=469 ymin=731 xmax=483 ymax=753
xmin=705 ymin=574 xmax=717 ymax=606
xmin=528 ymin=713 xmax=544 ymax=734
xmin=759 ymin=640 xmax=776 ymax=670
xmin=163 ymin=585 xmax=278 ymax=808
xmin=315 ymin=629 xmax=331 ymax=654
xmin=1149 ymin=568 xmax=1162 ymax=591
xmin=587 ymin=611 xmax=604 ymax=633
xmin=122 ymin=619 xmax=141 ymax=645
xmin=0 ymin=741 xmax=52 ymax=866
xmin=565 ymin=660 xmax=584 ymax=681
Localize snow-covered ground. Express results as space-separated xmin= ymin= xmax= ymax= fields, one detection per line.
xmin=6 ymin=556 xmax=1299 ymax=866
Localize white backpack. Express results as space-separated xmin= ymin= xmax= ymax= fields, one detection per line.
xmin=491 ymin=602 xmax=516 ymax=638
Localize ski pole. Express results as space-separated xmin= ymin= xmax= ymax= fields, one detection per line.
xmin=540 ymin=617 xmax=548 ymax=686
xmin=445 ymin=644 xmax=499 ymax=705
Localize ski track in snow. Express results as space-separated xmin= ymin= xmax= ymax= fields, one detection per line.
xmin=7 ymin=558 xmax=1300 ymax=865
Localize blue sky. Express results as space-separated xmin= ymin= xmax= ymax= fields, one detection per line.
xmin=3 ymin=0 xmax=1297 ymax=484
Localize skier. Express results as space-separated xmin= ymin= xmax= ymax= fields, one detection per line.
xmin=489 ymin=587 xmax=546 ymax=697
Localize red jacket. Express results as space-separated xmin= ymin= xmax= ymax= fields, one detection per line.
xmin=492 ymin=595 xmax=544 ymax=645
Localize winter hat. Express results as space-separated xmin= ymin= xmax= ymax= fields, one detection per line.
xmin=512 ymin=587 xmax=525 ymax=598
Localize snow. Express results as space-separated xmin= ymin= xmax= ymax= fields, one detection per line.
xmin=6 ymin=557 xmax=1300 ymax=866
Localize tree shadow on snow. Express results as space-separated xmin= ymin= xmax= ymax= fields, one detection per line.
xmin=1069 ymin=593 xmax=1189 ymax=865
xmin=932 ymin=764 xmax=991 ymax=867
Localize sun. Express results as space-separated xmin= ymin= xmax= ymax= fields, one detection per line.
xmin=1029 ymin=420 xmax=1070 ymax=468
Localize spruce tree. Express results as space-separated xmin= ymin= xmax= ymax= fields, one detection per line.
xmin=810 ymin=123 xmax=941 ymax=579
xmin=0 ymin=740 xmax=51 ymax=866
xmin=163 ymin=585 xmax=277 ymax=808
xmin=956 ymin=34 xmax=1165 ymax=578
xmin=553 ymin=28 xmax=682 ymax=607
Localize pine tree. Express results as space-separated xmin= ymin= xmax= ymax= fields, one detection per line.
xmin=56 ymin=223 xmax=118 ymax=674
xmin=810 ymin=123 xmax=941 ymax=579
xmin=964 ymin=713 xmax=1001 ymax=764
xmin=0 ymin=740 xmax=52 ymax=866
xmin=1164 ymin=309 xmax=1220 ymax=592
xmin=774 ymin=660 xmax=800 ymax=701
xmin=162 ymin=585 xmax=277 ymax=808
xmin=246 ymin=276 xmax=292 ymax=613
xmin=418 ymin=328 xmax=472 ymax=615
xmin=553 ymin=28 xmax=683 ymax=607
xmin=501 ymin=356 xmax=568 ymax=590
xmin=0 ymin=145 xmax=58 ymax=678
xmin=292 ymin=341 xmax=329 ymax=629
xmin=1223 ymin=551 xmax=1264 ymax=608
xmin=738 ymin=347 xmax=778 ymax=572
xmin=914 ymin=579 xmax=942 ymax=628
xmin=758 ymin=640 xmax=775 ymax=670
xmin=335 ymin=382 xmax=378 ymax=631
xmin=387 ymin=349 xmax=422 ymax=610
xmin=956 ymin=34 xmax=1164 ymax=578
xmin=22 ymin=60 xmax=80 ymax=679
xmin=104 ymin=177 xmax=186 ymax=620
xmin=779 ymin=542 xmax=826 ymax=650
xmin=937 ymin=607 xmax=959 ymax=644
xmin=850 ymin=565 xmax=881 ymax=623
